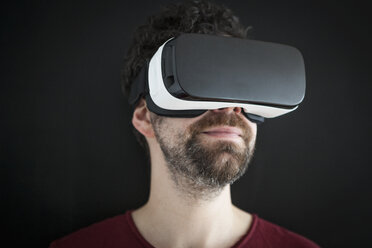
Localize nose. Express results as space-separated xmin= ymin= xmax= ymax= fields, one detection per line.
xmin=211 ymin=107 xmax=242 ymax=114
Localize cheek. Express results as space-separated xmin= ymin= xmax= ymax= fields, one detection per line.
xmin=174 ymin=119 xmax=195 ymax=138
xmin=159 ymin=118 xmax=192 ymax=140
xmin=244 ymin=116 xmax=257 ymax=132
xmin=249 ymin=125 xmax=257 ymax=145
xmin=242 ymin=119 xmax=257 ymax=143
xmin=171 ymin=116 xmax=202 ymax=129
xmin=251 ymin=123 xmax=257 ymax=135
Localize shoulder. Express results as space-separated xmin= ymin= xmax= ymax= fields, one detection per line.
xmin=49 ymin=211 xmax=143 ymax=248
xmin=255 ymin=216 xmax=320 ymax=247
xmin=236 ymin=214 xmax=320 ymax=248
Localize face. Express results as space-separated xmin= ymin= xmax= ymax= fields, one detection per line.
xmin=150 ymin=108 xmax=257 ymax=197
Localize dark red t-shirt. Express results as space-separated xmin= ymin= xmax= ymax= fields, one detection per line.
xmin=50 ymin=211 xmax=319 ymax=248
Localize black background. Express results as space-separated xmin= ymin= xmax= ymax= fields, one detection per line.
xmin=2 ymin=0 xmax=371 ymax=247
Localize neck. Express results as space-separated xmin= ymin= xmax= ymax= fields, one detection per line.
xmin=131 ymin=141 xmax=252 ymax=248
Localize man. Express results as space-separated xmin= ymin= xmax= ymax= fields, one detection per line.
xmin=50 ymin=0 xmax=319 ymax=247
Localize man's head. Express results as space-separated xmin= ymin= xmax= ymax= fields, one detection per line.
xmin=121 ymin=0 xmax=256 ymax=198
xmin=121 ymin=0 xmax=251 ymax=153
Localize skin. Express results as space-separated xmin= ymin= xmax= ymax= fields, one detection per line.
xmin=131 ymin=98 xmax=257 ymax=248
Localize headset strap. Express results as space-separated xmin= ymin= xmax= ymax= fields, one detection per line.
xmin=128 ymin=61 xmax=149 ymax=106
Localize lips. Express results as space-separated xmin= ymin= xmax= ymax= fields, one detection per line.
xmin=201 ymin=126 xmax=243 ymax=139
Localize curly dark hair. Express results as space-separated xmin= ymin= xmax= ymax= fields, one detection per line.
xmin=121 ymin=0 xmax=252 ymax=154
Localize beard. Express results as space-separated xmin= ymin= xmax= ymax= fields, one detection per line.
xmin=151 ymin=111 xmax=256 ymax=200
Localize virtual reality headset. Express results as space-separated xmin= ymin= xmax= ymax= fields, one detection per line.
xmin=129 ymin=33 xmax=306 ymax=124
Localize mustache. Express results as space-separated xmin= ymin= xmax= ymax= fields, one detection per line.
xmin=187 ymin=112 xmax=251 ymax=140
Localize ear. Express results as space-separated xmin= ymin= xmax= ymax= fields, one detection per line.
xmin=132 ymin=98 xmax=155 ymax=138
